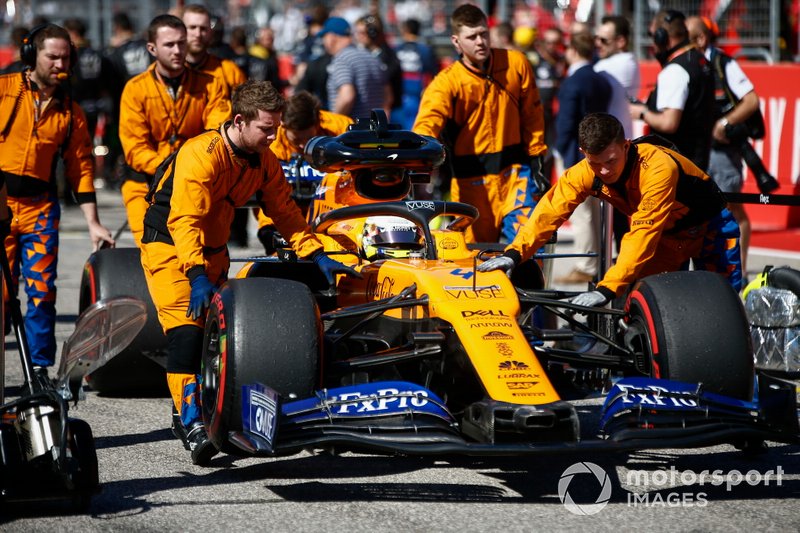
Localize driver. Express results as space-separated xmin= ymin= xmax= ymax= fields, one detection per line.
xmin=140 ymin=80 xmax=359 ymax=465
xmin=478 ymin=113 xmax=742 ymax=308
xmin=360 ymin=216 xmax=424 ymax=260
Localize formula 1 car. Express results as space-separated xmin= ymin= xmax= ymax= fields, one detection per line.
xmin=195 ymin=113 xmax=799 ymax=458
xmin=77 ymin=112 xmax=799 ymax=456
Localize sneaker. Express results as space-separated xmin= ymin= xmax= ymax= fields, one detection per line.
xmin=185 ymin=421 xmax=218 ymax=466
xmin=555 ymin=269 xmax=595 ymax=284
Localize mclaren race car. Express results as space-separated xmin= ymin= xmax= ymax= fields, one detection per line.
xmin=82 ymin=112 xmax=798 ymax=459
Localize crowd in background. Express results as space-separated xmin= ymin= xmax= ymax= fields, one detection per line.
xmin=0 ymin=3 xmax=769 ymax=269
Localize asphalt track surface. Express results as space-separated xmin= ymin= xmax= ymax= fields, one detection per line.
xmin=2 ymin=188 xmax=799 ymax=531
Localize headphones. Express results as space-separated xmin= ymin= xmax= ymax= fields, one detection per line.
xmin=21 ymin=24 xmax=78 ymax=69
xmin=652 ymin=9 xmax=685 ymax=48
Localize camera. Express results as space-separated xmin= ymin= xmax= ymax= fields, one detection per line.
xmin=724 ymin=123 xmax=779 ymax=194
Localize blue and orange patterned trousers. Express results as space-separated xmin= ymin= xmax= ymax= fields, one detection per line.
xmin=4 ymin=195 xmax=60 ymax=367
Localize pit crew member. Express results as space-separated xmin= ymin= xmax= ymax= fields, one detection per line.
xmin=256 ymin=90 xmax=353 ymax=254
xmin=0 ymin=24 xmax=114 ymax=378
xmin=412 ymin=4 xmax=547 ymax=243
xmin=140 ymin=80 xmax=358 ymax=464
xmin=119 ymin=14 xmax=230 ymax=246
xmin=478 ymin=113 xmax=742 ymax=307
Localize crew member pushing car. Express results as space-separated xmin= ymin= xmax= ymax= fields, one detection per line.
xmin=478 ymin=113 xmax=742 ymax=308
xmin=140 ymin=80 xmax=358 ymax=465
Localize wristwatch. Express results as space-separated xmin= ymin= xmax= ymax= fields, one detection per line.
xmin=719 ymin=117 xmax=729 ymax=127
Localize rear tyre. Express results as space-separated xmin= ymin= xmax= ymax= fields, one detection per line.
xmin=201 ymin=278 xmax=320 ymax=453
xmin=624 ymin=271 xmax=753 ymax=400
xmin=79 ymin=248 xmax=167 ymax=395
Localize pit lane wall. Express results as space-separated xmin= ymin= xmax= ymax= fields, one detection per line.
xmin=639 ymin=61 xmax=800 ymax=231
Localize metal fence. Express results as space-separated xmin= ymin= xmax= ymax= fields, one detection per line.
xmin=631 ymin=0 xmax=781 ymax=64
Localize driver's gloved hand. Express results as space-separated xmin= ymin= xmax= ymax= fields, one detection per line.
xmin=257 ymin=225 xmax=287 ymax=255
xmin=311 ymin=250 xmax=362 ymax=285
xmin=568 ymin=290 xmax=610 ymax=314
xmin=187 ymin=273 xmax=215 ymax=320
xmin=529 ymin=154 xmax=550 ymax=194
xmin=476 ymin=250 xmax=521 ymax=275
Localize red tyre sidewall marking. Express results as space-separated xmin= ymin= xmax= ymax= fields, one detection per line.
xmin=628 ymin=291 xmax=661 ymax=378
xmin=208 ymin=291 xmax=227 ymax=436
xmin=87 ymin=264 xmax=98 ymax=303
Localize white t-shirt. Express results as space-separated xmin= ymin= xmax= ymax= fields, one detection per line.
xmin=596 ymin=70 xmax=633 ymax=137
xmin=594 ymin=51 xmax=641 ymax=99
xmin=655 ymin=62 xmax=690 ymax=111
xmin=705 ymin=47 xmax=754 ymax=99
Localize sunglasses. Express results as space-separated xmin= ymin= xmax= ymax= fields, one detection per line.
xmin=595 ymin=36 xmax=613 ymax=45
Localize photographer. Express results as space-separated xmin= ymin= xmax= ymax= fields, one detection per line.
xmin=687 ymin=16 xmax=778 ymax=278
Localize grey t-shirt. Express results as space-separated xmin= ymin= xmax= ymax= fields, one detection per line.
xmin=327 ymin=44 xmax=386 ymax=120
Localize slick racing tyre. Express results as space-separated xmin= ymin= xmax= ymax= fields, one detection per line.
xmin=624 ymin=271 xmax=754 ymax=400
xmin=79 ymin=248 xmax=167 ymax=395
xmin=202 ymin=278 xmax=321 ymax=453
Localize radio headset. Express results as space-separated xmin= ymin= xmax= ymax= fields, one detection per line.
xmin=652 ymin=9 xmax=685 ymax=48
xmin=21 ymin=24 xmax=78 ymax=68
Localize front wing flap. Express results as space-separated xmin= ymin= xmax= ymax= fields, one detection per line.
xmin=600 ymin=374 xmax=800 ymax=445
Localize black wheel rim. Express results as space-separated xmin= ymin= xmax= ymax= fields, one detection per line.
xmin=201 ymin=316 xmax=222 ymax=425
xmin=623 ymin=315 xmax=654 ymax=377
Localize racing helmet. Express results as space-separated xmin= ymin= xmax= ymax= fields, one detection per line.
xmin=360 ymin=216 xmax=424 ymax=260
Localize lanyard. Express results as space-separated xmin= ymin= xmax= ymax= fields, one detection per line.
xmin=152 ymin=68 xmax=189 ymax=146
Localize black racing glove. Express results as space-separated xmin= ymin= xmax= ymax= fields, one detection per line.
xmin=257 ymin=225 xmax=287 ymax=255
xmin=529 ymin=155 xmax=550 ymax=194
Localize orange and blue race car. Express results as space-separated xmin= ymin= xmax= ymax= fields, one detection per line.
xmin=83 ymin=112 xmax=799 ymax=459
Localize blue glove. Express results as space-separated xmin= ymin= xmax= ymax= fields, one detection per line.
xmin=568 ymin=290 xmax=609 ymax=314
xmin=187 ymin=274 xmax=215 ymax=320
xmin=313 ymin=251 xmax=361 ymax=285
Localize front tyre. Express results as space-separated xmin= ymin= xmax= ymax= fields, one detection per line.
xmin=624 ymin=271 xmax=753 ymax=400
xmin=201 ymin=278 xmax=321 ymax=453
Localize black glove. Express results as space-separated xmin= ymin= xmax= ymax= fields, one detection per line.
xmin=257 ymin=225 xmax=287 ymax=255
xmin=529 ymin=155 xmax=550 ymax=194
